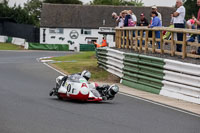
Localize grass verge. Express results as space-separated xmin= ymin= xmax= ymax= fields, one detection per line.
xmin=0 ymin=43 xmax=23 ymax=50
xmin=49 ymin=52 xmax=120 ymax=82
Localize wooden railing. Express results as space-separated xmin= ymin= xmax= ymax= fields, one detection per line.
xmin=115 ymin=27 xmax=200 ymax=59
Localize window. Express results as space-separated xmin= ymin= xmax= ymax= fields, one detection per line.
xmin=81 ymin=29 xmax=92 ymax=35
xmin=49 ymin=28 xmax=64 ymax=34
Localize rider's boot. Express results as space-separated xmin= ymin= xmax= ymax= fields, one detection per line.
xmin=49 ymin=88 xmax=57 ymax=96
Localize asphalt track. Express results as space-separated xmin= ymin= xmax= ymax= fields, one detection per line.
xmin=0 ymin=50 xmax=199 ymax=133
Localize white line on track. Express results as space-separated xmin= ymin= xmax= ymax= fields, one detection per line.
xmin=40 ymin=58 xmax=200 ymax=118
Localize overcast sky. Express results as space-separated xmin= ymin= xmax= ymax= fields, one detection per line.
xmin=7 ymin=0 xmax=176 ymax=7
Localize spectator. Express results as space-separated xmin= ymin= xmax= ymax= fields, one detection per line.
xmin=148 ymin=11 xmax=162 ymax=49
xmin=112 ymin=12 xmax=120 ymax=26
xmin=137 ymin=13 xmax=149 ymax=26
xmin=186 ymin=18 xmax=196 ymax=29
xmin=193 ymin=0 xmax=200 ymax=55
xmin=129 ymin=10 xmax=137 ymax=26
xmin=151 ymin=5 xmax=162 ymax=25
xmin=118 ymin=10 xmax=127 ymax=27
xmin=163 ymin=13 xmax=174 ymax=41
xmin=173 ymin=0 xmax=185 ymax=52
xmin=124 ymin=10 xmax=134 ymax=27
xmin=186 ymin=16 xmax=197 ymax=43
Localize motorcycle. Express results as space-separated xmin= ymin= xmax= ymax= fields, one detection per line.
xmin=49 ymin=74 xmax=119 ymax=102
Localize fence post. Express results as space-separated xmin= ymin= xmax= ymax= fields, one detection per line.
xmin=126 ymin=30 xmax=129 ymax=49
xmin=182 ymin=33 xmax=187 ymax=59
xmin=130 ymin=30 xmax=134 ymax=49
xmin=118 ymin=30 xmax=122 ymax=48
xmin=171 ymin=32 xmax=175 ymax=56
xmin=135 ymin=30 xmax=138 ymax=51
xmin=115 ymin=30 xmax=118 ymax=48
xmin=139 ymin=30 xmax=143 ymax=52
xmin=160 ymin=31 xmax=164 ymax=54
xmin=145 ymin=30 xmax=149 ymax=53
xmin=123 ymin=30 xmax=125 ymax=48
xmin=152 ymin=31 xmax=156 ymax=53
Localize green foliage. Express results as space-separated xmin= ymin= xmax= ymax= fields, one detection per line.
xmin=90 ymin=0 xmax=143 ymax=6
xmin=43 ymin=0 xmax=83 ymax=4
xmin=184 ymin=0 xmax=199 ymax=20
xmin=0 ymin=0 xmax=38 ymax=26
xmin=24 ymin=0 xmax=42 ymax=27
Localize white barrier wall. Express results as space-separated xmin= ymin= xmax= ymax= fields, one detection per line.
xmin=0 ymin=36 xmax=8 ymax=43
xmin=12 ymin=37 xmax=26 ymax=46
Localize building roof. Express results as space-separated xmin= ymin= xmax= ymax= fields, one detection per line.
xmin=40 ymin=3 xmax=175 ymax=28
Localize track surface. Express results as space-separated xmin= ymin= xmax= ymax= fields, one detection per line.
xmin=0 ymin=51 xmax=199 ymax=133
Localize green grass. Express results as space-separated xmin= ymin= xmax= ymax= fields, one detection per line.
xmin=0 ymin=43 xmax=23 ymax=50
xmin=50 ymin=52 xmax=119 ymax=82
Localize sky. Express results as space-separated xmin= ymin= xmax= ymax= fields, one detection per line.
xmin=6 ymin=0 xmax=177 ymax=7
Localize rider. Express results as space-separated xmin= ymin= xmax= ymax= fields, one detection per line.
xmin=96 ymin=84 xmax=119 ymax=100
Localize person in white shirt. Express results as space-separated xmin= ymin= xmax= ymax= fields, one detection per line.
xmin=173 ymin=0 xmax=186 ymax=52
xmin=128 ymin=10 xmax=137 ymax=27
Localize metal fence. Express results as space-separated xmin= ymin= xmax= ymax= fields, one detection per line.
xmin=0 ymin=21 xmax=39 ymax=43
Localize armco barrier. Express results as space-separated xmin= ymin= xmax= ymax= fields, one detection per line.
xmin=164 ymin=59 xmax=200 ymax=76
xmin=96 ymin=47 xmax=200 ymax=104
xmin=122 ymin=53 xmax=165 ymax=94
xmin=0 ymin=36 xmax=8 ymax=43
xmin=160 ymin=81 xmax=200 ymax=104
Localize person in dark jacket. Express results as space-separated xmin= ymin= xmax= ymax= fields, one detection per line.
xmin=137 ymin=13 xmax=149 ymax=26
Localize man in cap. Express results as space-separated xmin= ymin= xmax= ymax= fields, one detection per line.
xmin=138 ymin=13 xmax=149 ymax=26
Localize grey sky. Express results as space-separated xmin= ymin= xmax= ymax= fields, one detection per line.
xmin=7 ymin=0 xmax=176 ymax=7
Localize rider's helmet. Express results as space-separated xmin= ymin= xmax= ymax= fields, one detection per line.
xmin=107 ymin=84 xmax=119 ymax=98
xmin=81 ymin=70 xmax=91 ymax=81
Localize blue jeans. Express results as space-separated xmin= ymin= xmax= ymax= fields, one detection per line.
xmin=155 ymin=31 xmax=160 ymax=49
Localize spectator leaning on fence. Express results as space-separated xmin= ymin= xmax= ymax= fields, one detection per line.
xmin=129 ymin=10 xmax=137 ymax=26
xmin=173 ymin=0 xmax=186 ymax=52
xmin=148 ymin=11 xmax=162 ymax=49
xmin=137 ymin=13 xmax=149 ymax=26
xmin=192 ymin=0 xmax=200 ymax=55
xmin=124 ymin=10 xmax=135 ymax=27
xmin=151 ymin=5 xmax=162 ymax=25
xmin=112 ymin=12 xmax=120 ymax=26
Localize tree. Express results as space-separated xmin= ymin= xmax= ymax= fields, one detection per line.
xmin=90 ymin=0 xmax=143 ymax=6
xmin=24 ymin=0 xmax=42 ymax=27
xmin=43 ymin=0 xmax=83 ymax=4
xmin=184 ymin=0 xmax=199 ymax=20
xmin=0 ymin=0 xmax=36 ymax=26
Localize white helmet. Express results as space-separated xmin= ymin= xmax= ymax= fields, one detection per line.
xmin=107 ymin=84 xmax=119 ymax=97
xmin=81 ymin=70 xmax=91 ymax=81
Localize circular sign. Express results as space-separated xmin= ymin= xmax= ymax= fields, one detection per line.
xmin=69 ymin=30 xmax=79 ymax=39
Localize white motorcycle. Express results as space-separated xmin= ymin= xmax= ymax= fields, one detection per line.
xmin=49 ymin=74 xmax=119 ymax=102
